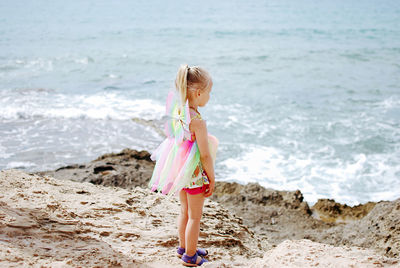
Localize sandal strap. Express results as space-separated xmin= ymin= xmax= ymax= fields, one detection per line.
xmin=182 ymin=252 xmax=208 ymax=266
xmin=196 ymin=248 xmax=208 ymax=256
xmin=177 ymin=247 xmax=185 ymax=255
xmin=197 ymin=256 xmax=207 ymax=266
xmin=177 ymin=247 xmax=208 ymax=257
xmin=182 ymin=252 xmax=199 ymax=264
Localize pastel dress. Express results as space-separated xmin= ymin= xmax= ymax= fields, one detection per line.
xmin=148 ymin=91 xmax=218 ymax=196
xmin=181 ymin=110 xmax=211 ymax=194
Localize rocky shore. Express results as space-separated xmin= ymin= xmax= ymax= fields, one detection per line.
xmin=1 ymin=148 xmax=399 ymax=267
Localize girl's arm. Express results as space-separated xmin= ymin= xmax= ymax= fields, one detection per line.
xmin=190 ymin=119 xmax=215 ymax=197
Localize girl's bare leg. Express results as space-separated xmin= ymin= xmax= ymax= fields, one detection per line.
xmin=178 ymin=189 xmax=189 ymax=248
xmin=185 ymin=192 xmax=205 ymax=257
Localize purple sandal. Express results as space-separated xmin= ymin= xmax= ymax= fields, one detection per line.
xmin=181 ymin=252 xmax=208 ymax=267
xmin=176 ymin=247 xmax=208 ymax=258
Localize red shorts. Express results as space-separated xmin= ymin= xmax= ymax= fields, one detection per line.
xmin=182 ymin=184 xmax=208 ymax=195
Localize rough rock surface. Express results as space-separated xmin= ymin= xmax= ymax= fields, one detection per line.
xmin=35 ymin=148 xmax=400 ymax=259
xmin=322 ymin=199 xmax=400 ymax=258
xmin=211 ymin=181 xmax=400 ymax=258
xmin=0 ymin=169 xmax=265 ymax=267
xmin=1 ymin=169 xmax=399 ymax=267
xmin=312 ymin=198 xmax=377 ymax=222
xmin=210 ymin=181 xmax=335 ymax=247
xmin=37 ymin=148 xmax=153 ymax=190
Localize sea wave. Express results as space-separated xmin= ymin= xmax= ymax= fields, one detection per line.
xmin=0 ymin=89 xmax=164 ymax=121
xmin=219 ymin=143 xmax=400 ymax=206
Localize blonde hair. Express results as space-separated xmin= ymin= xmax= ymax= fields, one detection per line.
xmin=175 ymin=64 xmax=212 ymax=106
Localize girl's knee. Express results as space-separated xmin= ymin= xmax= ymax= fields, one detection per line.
xmin=180 ymin=202 xmax=189 ymax=216
xmin=188 ymin=210 xmax=203 ymax=221
xmin=189 ymin=215 xmax=202 ymax=222
xmin=180 ymin=207 xmax=189 ymax=218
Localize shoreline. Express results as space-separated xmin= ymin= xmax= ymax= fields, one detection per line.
xmin=34 ymin=147 xmax=388 ymax=209
xmin=33 ymin=148 xmax=400 ymax=259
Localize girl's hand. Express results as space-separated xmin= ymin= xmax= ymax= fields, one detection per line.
xmin=204 ymin=180 xmax=214 ymax=197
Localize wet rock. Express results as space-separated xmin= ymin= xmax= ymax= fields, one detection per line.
xmin=36 ymin=148 xmax=154 ymax=189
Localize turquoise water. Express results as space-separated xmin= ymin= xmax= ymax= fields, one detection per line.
xmin=1 ymin=0 xmax=399 ymax=205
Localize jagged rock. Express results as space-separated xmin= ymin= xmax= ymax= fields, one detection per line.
xmin=322 ymin=199 xmax=400 ymax=258
xmin=36 ymin=148 xmax=154 ymax=189
xmin=312 ymin=198 xmax=376 ymax=222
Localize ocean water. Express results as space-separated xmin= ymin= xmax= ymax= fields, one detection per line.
xmin=1 ymin=0 xmax=399 ymax=205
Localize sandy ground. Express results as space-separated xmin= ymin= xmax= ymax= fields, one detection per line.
xmin=1 ymin=169 xmax=399 ymax=267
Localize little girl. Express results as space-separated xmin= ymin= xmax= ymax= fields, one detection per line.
xmin=148 ymin=64 xmax=218 ymax=266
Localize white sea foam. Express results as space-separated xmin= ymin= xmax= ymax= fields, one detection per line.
xmin=13 ymin=58 xmax=54 ymax=71
xmin=0 ymin=90 xmax=164 ymax=121
xmin=377 ymin=96 xmax=400 ymax=109
xmin=6 ymin=161 xmax=37 ymax=170
xmin=220 ymin=144 xmax=400 ymax=205
xmin=220 ymin=145 xmax=293 ymax=188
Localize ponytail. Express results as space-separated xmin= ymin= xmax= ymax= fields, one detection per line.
xmin=174 ymin=64 xmax=212 ymax=108
xmin=175 ymin=64 xmax=189 ymax=107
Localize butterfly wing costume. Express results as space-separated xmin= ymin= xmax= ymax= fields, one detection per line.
xmin=148 ymin=91 xmax=218 ymax=196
